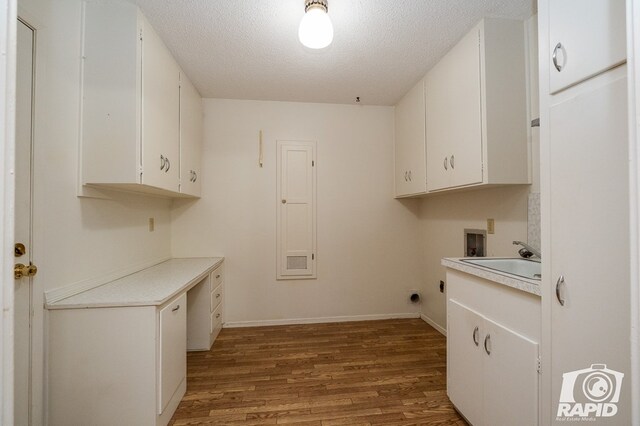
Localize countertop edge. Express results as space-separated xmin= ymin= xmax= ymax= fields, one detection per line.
xmin=442 ymin=257 xmax=541 ymax=297
xmin=46 ymin=257 xmax=224 ymax=310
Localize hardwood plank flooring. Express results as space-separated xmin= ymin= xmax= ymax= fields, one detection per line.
xmin=169 ymin=319 xmax=467 ymax=425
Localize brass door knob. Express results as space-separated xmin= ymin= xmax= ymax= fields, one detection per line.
xmin=15 ymin=263 xmax=37 ymax=280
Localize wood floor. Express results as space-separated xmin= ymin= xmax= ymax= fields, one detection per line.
xmin=169 ymin=318 xmax=467 ymax=425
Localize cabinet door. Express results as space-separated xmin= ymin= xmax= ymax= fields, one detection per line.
xmin=141 ymin=16 xmax=180 ymax=192
xmin=549 ymin=0 xmax=626 ymax=94
xmin=482 ymin=316 xmax=538 ymax=426
xmin=158 ymin=293 xmax=187 ymax=414
xmin=179 ymin=74 xmax=203 ymax=197
xmin=426 ymin=27 xmax=483 ymax=191
xmin=447 ymin=299 xmax=484 ymax=425
xmin=394 ymin=78 xmax=426 ymax=197
xmin=548 ymin=74 xmax=631 ymax=422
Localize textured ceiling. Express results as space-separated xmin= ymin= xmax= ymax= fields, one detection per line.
xmin=131 ymin=0 xmax=535 ymax=105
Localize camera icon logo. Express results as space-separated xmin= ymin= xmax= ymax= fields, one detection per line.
xmin=557 ymin=364 xmax=624 ymax=419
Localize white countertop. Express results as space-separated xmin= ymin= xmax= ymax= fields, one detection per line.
xmin=442 ymin=257 xmax=541 ymax=296
xmin=47 ymin=257 xmax=224 ymax=309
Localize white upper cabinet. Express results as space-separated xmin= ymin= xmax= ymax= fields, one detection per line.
xmin=425 ymin=18 xmax=530 ymax=193
xmin=394 ymin=78 xmax=427 ymax=197
xmin=549 ymin=0 xmax=626 ymax=94
xmin=179 ymin=75 xmax=203 ymax=197
xmin=81 ymin=0 xmax=201 ymax=198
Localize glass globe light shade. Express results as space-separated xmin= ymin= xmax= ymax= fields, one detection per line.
xmin=298 ymin=5 xmax=333 ymax=49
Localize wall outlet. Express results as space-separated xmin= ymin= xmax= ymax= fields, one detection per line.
xmin=439 ymin=280 xmax=445 ymax=293
xmin=487 ymin=218 xmax=495 ymax=234
xmin=148 ymin=217 xmax=155 ymax=232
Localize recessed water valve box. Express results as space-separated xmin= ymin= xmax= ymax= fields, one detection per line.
xmin=464 ymin=229 xmax=486 ymax=257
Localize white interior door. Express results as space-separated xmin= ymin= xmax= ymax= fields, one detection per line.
xmin=277 ymin=141 xmax=316 ymax=279
xmin=14 ymin=18 xmax=35 ymax=426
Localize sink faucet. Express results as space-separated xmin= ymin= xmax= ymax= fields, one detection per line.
xmin=513 ymin=241 xmax=541 ymax=259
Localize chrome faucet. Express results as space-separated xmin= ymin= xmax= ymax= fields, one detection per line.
xmin=513 ymin=241 xmax=541 ymax=259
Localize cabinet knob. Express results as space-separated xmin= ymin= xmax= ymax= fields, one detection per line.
xmin=215 ymin=313 xmax=221 ymax=319
xmin=216 ymin=293 xmax=220 ymax=299
xmin=556 ymin=275 xmax=566 ymax=306
xmin=216 ymin=274 xmax=221 ymax=279
xmin=484 ymin=334 xmax=491 ymax=355
xmin=443 ymin=157 xmax=449 ymax=170
xmin=472 ymin=326 xmax=479 ymax=346
xmin=552 ymin=42 xmax=565 ymax=72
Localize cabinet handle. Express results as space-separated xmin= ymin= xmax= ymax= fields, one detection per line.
xmin=472 ymin=326 xmax=479 ymax=346
xmin=216 ymin=293 xmax=221 ymax=299
xmin=484 ymin=334 xmax=491 ymax=355
xmin=193 ymin=171 xmax=197 ymax=182
xmin=556 ymin=275 xmax=566 ymax=306
xmin=172 ymin=304 xmax=180 ymax=312
xmin=404 ymin=171 xmax=408 ymax=182
xmin=216 ymin=274 xmax=221 ymax=279
xmin=450 ymin=155 xmax=455 ymax=169
xmin=408 ymin=170 xmax=412 ymax=181
xmin=216 ymin=313 xmax=221 ymax=319
xmin=443 ymin=157 xmax=449 ymax=170
xmin=552 ymin=42 xmax=565 ymax=72
xmin=165 ymin=157 xmax=171 ymax=172
xmin=160 ymin=155 xmax=166 ymax=171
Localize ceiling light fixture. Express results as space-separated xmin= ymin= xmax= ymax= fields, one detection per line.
xmin=298 ymin=0 xmax=333 ymax=49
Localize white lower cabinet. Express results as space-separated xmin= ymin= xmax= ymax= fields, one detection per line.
xmin=159 ymin=294 xmax=187 ymax=415
xmin=446 ymin=269 xmax=540 ymax=425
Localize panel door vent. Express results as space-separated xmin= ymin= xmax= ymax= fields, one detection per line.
xmin=286 ymin=256 xmax=308 ymax=270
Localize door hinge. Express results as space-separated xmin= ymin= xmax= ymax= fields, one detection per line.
xmin=536 ymin=356 xmax=542 ymax=374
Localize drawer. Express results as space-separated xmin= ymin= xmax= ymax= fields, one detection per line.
xmin=210 ymin=283 xmax=223 ymax=312
xmin=210 ymin=303 xmax=222 ymax=333
xmin=210 ymin=263 xmax=224 ymax=291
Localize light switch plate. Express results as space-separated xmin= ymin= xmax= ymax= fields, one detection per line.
xmin=487 ymin=218 xmax=495 ymax=234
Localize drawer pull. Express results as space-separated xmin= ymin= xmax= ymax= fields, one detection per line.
xmin=216 ymin=293 xmax=221 ymax=299
xmin=556 ymin=275 xmax=566 ymax=306
xmin=215 ymin=313 xmax=221 ymax=319
xmin=472 ymin=326 xmax=479 ymax=346
xmin=216 ymin=274 xmax=221 ymax=279
xmin=172 ymin=304 xmax=180 ymax=312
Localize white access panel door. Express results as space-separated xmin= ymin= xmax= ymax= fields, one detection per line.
xmin=482 ymin=316 xmax=538 ymax=426
xmin=277 ymin=141 xmax=316 ymax=279
xmin=549 ymin=0 xmax=626 ymax=94
xmin=549 ymin=74 xmax=631 ymax=423
xmin=158 ymin=293 xmax=187 ymax=415
xmin=141 ymin=16 xmax=180 ymax=192
xmin=447 ymin=299 xmax=484 ymax=426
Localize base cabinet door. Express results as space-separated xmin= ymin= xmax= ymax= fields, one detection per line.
xmin=483 ymin=317 xmax=538 ymax=426
xmin=447 ymin=300 xmax=484 ymax=425
xmin=448 ymin=299 xmax=539 ymax=426
xmin=158 ymin=293 xmax=187 ymax=415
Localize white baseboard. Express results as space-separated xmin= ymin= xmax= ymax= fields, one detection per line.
xmin=223 ymin=312 xmax=421 ymax=328
xmin=44 ymin=256 xmax=171 ymax=305
xmin=421 ymin=313 xmax=447 ymax=336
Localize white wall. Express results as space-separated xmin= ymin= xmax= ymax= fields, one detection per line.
xmin=17 ymin=0 xmax=172 ymax=422
xmin=171 ymin=99 xmax=423 ymax=324
xmin=418 ymin=187 xmax=529 ymax=329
